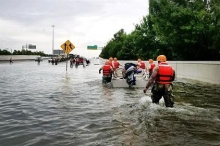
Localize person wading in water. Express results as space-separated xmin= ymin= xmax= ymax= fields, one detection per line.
xmin=143 ymin=55 xmax=175 ymax=107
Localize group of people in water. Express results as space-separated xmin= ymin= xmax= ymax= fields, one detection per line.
xmin=69 ymin=56 xmax=90 ymax=68
xmin=99 ymin=55 xmax=175 ymax=108
xmin=50 ymin=58 xmax=59 ymax=65
xmin=99 ymin=57 xmax=156 ymax=85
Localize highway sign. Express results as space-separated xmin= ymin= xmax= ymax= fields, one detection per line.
xmin=87 ymin=45 xmax=97 ymax=50
xmin=60 ymin=40 xmax=75 ymax=54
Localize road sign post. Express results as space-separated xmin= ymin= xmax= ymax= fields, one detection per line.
xmin=60 ymin=40 xmax=75 ymax=71
xmin=65 ymin=44 xmax=68 ymax=72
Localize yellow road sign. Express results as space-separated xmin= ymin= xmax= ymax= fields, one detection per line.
xmin=60 ymin=40 xmax=75 ymax=54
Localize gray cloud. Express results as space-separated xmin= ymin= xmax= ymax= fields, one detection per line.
xmin=0 ymin=0 xmax=148 ymax=56
xmin=0 ymin=0 xmax=106 ymax=24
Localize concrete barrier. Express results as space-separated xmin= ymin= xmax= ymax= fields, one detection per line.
xmin=99 ymin=58 xmax=220 ymax=85
xmin=169 ymin=61 xmax=220 ymax=85
xmin=0 ymin=55 xmax=40 ymax=61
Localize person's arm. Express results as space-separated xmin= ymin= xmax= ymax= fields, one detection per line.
xmin=118 ymin=62 xmax=122 ymax=67
xmin=99 ymin=67 xmax=103 ymax=74
xmin=171 ymin=69 xmax=175 ymax=81
xmin=147 ymin=64 xmax=151 ymax=70
xmin=143 ymin=67 xmax=158 ymax=93
xmin=110 ymin=66 xmax=114 ymax=73
xmin=112 ymin=61 xmax=115 ymax=69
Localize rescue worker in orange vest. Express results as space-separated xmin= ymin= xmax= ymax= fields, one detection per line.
xmin=108 ymin=57 xmax=113 ymax=67
xmin=147 ymin=59 xmax=156 ymax=78
xmin=143 ymin=55 xmax=175 ymax=107
xmin=112 ymin=57 xmax=121 ymax=78
xmin=112 ymin=57 xmax=120 ymax=70
xmin=137 ymin=58 xmax=146 ymax=70
xmin=99 ymin=60 xmax=114 ymax=83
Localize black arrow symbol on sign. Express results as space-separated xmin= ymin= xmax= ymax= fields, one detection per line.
xmin=69 ymin=44 xmax=72 ymax=49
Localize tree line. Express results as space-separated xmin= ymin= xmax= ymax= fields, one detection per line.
xmin=100 ymin=0 xmax=220 ymax=61
xmin=0 ymin=49 xmax=47 ymax=56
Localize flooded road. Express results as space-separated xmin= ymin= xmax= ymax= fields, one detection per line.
xmin=0 ymin=59 xmax=219 ymax=146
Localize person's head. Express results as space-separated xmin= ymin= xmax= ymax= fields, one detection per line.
xmin=105 ymin=60 xmax=109 ymax=65
xmin=138 ymin=58 xmax=141 ymax=62
xmin=114 ymin=57 xmax=117 ymax=61
xmin=109 ymin=57 xmax=113 ymax=62
xmin=149 ymin=59 xmax=153 ymax=63
xmin=156 ymin=55 xmax=167 ymax=63
xmin=136 ymin=64 xmax=140 ymax=69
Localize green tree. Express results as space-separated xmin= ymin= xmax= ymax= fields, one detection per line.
xmin=0 ymin=49 xmax=11 ymax=55
xmin=100 ymin=0 xmax=220 ymax=61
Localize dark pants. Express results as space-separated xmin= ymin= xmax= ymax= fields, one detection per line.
xmin=102 ymin=75 xmax=112 ymax=83
xmin=148 ymin=71 xmax=153 ymax=78
xmin=151 ymin=83 xmax=174 ymax=107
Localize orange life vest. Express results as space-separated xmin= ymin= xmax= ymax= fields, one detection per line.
xmin=149 ymin=63 xmax=156 ymax=72
xmin=140 ymin=62 xmax=146 ymax=69
xmin=103 ymin=65 xmax=111 ymax=76
xmin=156 ymin=62 xmax=173 ymax=84
xmin=107 ymin=61 xmax=113 ymax=67
xmin=113 ymin=61 xmax=119 ymax=69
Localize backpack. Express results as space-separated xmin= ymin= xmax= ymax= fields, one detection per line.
xmin=124 ymin=63 xmax=136 ymax=70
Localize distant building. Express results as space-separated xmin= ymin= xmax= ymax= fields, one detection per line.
xmin=53 ymin=49 xmax=64 ymax=55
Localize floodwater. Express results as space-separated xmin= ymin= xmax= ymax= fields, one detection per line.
xmin=0 ymin=59 xmax=219 ymax=146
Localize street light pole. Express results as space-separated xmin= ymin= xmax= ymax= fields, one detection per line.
xmin=52 ymin=25 xmax=55 ymax=55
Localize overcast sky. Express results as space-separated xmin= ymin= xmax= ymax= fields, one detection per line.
xmin=0 ymin=0 xmax=149 ymax=58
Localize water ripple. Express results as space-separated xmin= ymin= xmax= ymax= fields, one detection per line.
xmin=0 ymin=60 xmax=220 ymax=146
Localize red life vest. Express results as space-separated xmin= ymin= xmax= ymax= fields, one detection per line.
xmin=149 ymin=63 xmax=156 ymax=72
xmin=107 ymin=61 xmax=113 ymax=67
xmin=76 ymin=58 xmax=80 ymax=63
xmin=113 ymin=61 xmax=119 ymax=69
xmin=103 ymin=65 xmax=111 ymax=76
xmin=79 ymin=58 xmax=84 ymax=63
xmin=140 ymin=62 xmax=146 ymax=69
xmin=156 ymin=62 xmax=173 ymax=84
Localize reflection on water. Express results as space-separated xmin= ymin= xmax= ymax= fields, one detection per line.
xmin=0 ymin=60 xmax=219 ymax=146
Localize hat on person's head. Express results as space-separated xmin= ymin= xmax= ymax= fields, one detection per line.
xmin=157 ymin=55 xmax=166 ymax=62
xmin=149 ymin=59 xmax=153 ymax=63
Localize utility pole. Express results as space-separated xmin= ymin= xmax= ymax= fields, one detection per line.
xmin=52 ymin=25 xmax=55 ymax=56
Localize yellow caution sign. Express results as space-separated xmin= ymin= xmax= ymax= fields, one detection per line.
xmin=60 ymin=40 xmax=75 ymax=54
